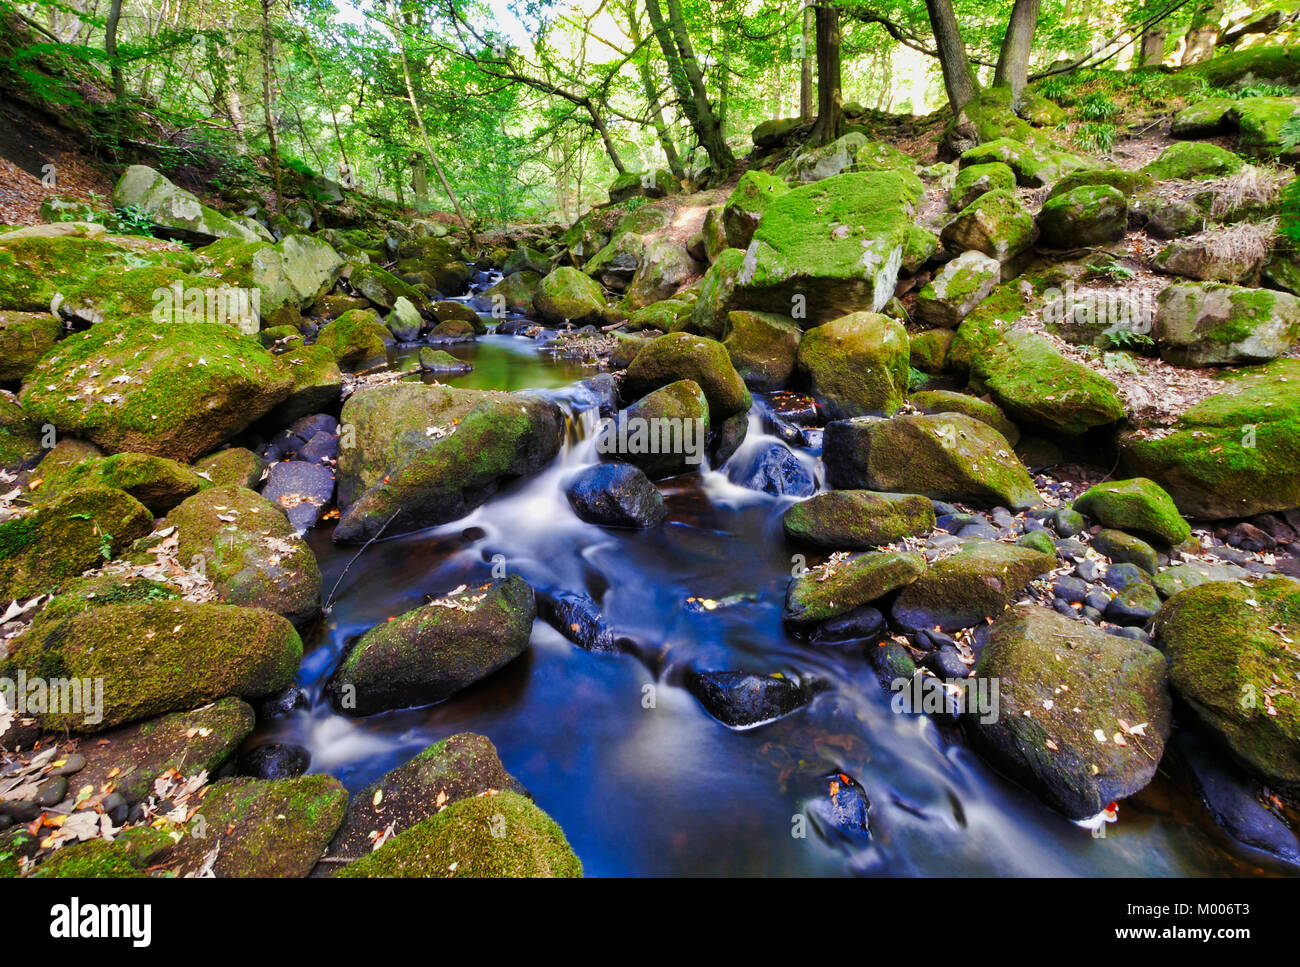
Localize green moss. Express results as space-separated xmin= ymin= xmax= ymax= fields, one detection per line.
xmin=32 ymin=451 xmax=208 ymax=514
xmin=951 ymin=162 xmax=1015 ymax=210
xmin=1074 ymin=477 xmax=1190 ymax=544
xmin=0 ymin=311 xmax=63 ymax=381
xmin=784 ymin=550 xmax=927 ymax=624
xmin=0 ymin=235 xmax=199 ymax=312
xmin=1142 ymin=140 xmax=1246 ymax=180
xmin=315 ymin=308 xmax=390 ymax=370
xmin=795 ymin=312 xmax=909 ymax=418
xmin=32 ymin=839 xmax=144 ymax=879
xmin=782 ymin=491 xmax=934 ymax=550
xmin=722 ymin=170 xmax=789 ymax=248
xmin=623 ymin=331 xmax=751 ymax=419
xmin=909 ymin=389 xmax=1020 ymax=444
xmin=892 ymin=540 xmax=1056 ymax=631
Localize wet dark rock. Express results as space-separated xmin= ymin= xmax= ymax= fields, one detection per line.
xmin=1174 ymin=734 xmax=1300 ymax=869
xmin=297 ymin=430 xmax=339 ymax=465
xmin=47 ymin=753 xmax=87 ymax=777
xmin=870 ymin=642 xmax=917 ymax=681
xmin=1112 ymin=626 xmax=1151 ymax=643
xmin=1106 ymin=581 xmax=1162 ymax=626
xmin=730 ymin=443 xmax=815 ymax=497
xmin=1052 ymin=597 xmax=1080 ymax=619
xmin=566 ymin=462 xmax=667 ymax=528
xmin=708 ymin=409 xmax=750 ymax=468
xmin=495 ymin=318 xmax=541 ymax=337
xmin=686 ymin=670 xmax=815 ymax=730
xmin=237 ymin=743 xmax=311 ymax=780
xmin=1074 ymin=559 xmax=1102 ymax=583
xmin=924 ymin=645 xmax=971 ymax=679
xmin=936 ymin=513 xmax=975 ymax=532
xmin=577 ymin=373 xmax=619 ymax=417
xmin=1103 ymin=563 xmax=1150 ymax=591
xmin=101 ymin=792 xmax=128 ymax=826
xmin=1054 ymin=575 xmax=1088 ymax=603
xmin=34 ymin=776 xmax=67 ymax=807
xmin=1085 ymin=588 xmax=1112 ymax=612
xmin=262 ymin=460 xmax=335 ymax=531
xmin=0 ymin=800 xmax=41 ymax=823
xmin=916 ymin=627 xmax=958 ymax=651
xmin=808 ymin=771 xmax=871 ymax=842
xmin=1054 ymin=538 xmax=1088 ymax=560
xmin=259 ymin=684 xmax=309 ymax=719
xmin=957 ymin=522 xmax=1001 ymax=540
xmin=809 ymin=605 xmax=885 ymax=646
xmin=539 ymin=588 xmax=618 ymax=654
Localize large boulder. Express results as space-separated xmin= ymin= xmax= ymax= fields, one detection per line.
xmin=823 ymin=413 xmax=1040 ymax=510
xmin=782 ymin=491 xmax=935 ymax=550
xmin=690 ymin=247 xmax=746 ymax=338
xmin=1118 ymin=359 xmax=1300 ymax=519
xmin=112 ymin=165 xmax=262 ymax=245
xmin=1231 ymin=97 xmax=1300 ymax=162
xmin=584 ymin=232 xmax=642 ymax=293
xmin=1154 ymin=236 xmax=1267 ymax=284
xmin=940 ymin=189 xmax=1036 ymax=261
xmin=908 ymin=389 xmax=1020 ymax=445
xmin=732 ymin=170 xmax=924 ymax=325
xmin=0 ymin=601 xmax=301 ymax=732
xmin=721 ymin=170 xmax=789 ymax=249
xmin=957 ymin=136 xmax=1088 ymax=187
xmin=336 ymin=790 xmax=581 ymax=878
xmin=29 ymin=449 xmax=208 ymax=514
xmin=1037 ymin=185 xmax=1127 ymax=248
xmin=968 ymin=604 xmax=1172 ymax=819
xmin=950 ymin=162 xmax=1015 ymax=211
xmin=328 ymin=576 xmax=535 ymax=716
xmin=914 ymin=251 xmax=1001 ymax=328
xmin=623 ymin=238 xmax=700 ymax=310
xmin=723 ymin=310 xmax=801 ymax=390
xmin=623 ymin=332 xmax=751 ymax=421
xmin=784 ymin=550 xmax=927 ymax=625
xmin=1141 ymin=141 xmax=1246 ymax=181
xmin=775 ymin=133 xmax=915 ymax=183
xmin=334 ymin=382 xmax=564 ymax=541
xmin=891 ymin=539 xmax=1054 ymax=631
xmin=1073 ymin=477 xmax=1191 ymax=545
xmin=601 ymin=380 xmax=710 ymax=480
xmin=1153 ymin=283 xmax=1300 ymax=367
xmin=533 ymin=267 xmax=608 ymax=325
xmin=0 ymin=312 xmax=62 ymax=381
xmin=205 ymin=235 xmax=346 ymax=324
xmin=1154 ymin=578 xmax=1300 ymax=792
xmin=795 ymin=311 xmax=909 ymax=418
xmin=163 ymin=486 xmax=322 ymax=625
xmin=565 ymin=461 xmax=666 ymax=528
xmin=20 ymin=320 xmax=293 ymax=462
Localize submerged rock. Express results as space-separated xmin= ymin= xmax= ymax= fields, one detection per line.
xmin=565 ymin=462 xmax=667 ymax=528
xmin=686 ymin=669 xmax=816 ymax=729
xmin=538 ymin=588 xmax=618 ymax=653
xmin=730 ymin=442 xmax=815 ymax=497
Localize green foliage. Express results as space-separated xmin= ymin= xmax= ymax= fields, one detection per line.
xmin=907 ymin=366 xmax=931 ymax=391
xmin=1073 ymin=121 xmax=1117 ymax=154
xmin=1076 ymin=92 xmax=1120 ymax=121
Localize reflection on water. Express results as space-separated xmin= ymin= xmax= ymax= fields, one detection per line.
xmin=257 ymin=328 xmax=1284 ymax=877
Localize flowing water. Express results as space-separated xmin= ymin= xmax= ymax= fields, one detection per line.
xmin=251 ymin=313 xmax=1276 ymax=877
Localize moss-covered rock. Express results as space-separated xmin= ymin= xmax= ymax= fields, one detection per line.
xmin=533 ymin=267 xmax=608 ymax=325
xmin=723 ymin=310 xmax=801 ymax=390
xmin=940 ymin=189 xmax=1036 ymax=262
xmin=891 ymin=539 xmax=1055 ymax=632
xmin=1154 ymin=235 xmax=1267 ymax=285
xmin=782 ymin=490 xmax=935 ymax=550
xmin=1154 ymin=282 xmax=1300 ymax=367
xmin=1141 ymin=141 xmax=1246 ymax=181
xmin=967 ymin=603 xmax=1172 ymax=818
xmin=624 ymin=332 xmax=750 ymax=420
xmin=1170 ymin=97 xmax=1240 ymax=138
xmin=1231 ymin=97 xmax=1300 ymax=162
xmin=585 ymin=232 xmax=643 ymax=294
xmin=1074 ymin=477 xmax=1190 ymax=545
xmin=783 ymin=550 xmax=927 ymax=624
xmin=1037 ymin=184 xmax=1127 ymax=248
xmin=272 ymin=343 xmax=344 ymax=423
xmin=1 ymin=601 xmax=301 ymax=731
xmin=721 ymin=170 xmax=790 ymax=249
xmin=336 ymin=790 xmax=581 ymax=878
xmin=908 ymin=328 xmax=955 ymax=374
xmin=0 ymin=394 xmax=43 ymax=471
xmin=776 ymin=133 xmax=915 ymax=183
xmin=690 ymin=247 xmax=746 ymax=338
xmin=604 ymin=379 xmax=711 ymax=479
xmin=0 ymin=487 xmax=153 ymax=600
xmin=1154 ymin=578 xmax=1300 ymax=792
xmin=626 ymin=298 xmax=693 ymax=333
xmin=958 ymin=137 xmax=1089 ymax=188
xmin=158 ymin=775 xmax=346 ymax=877
xmin=823 ymin=413 xmax=1039 ymax=510
xmin=329 ymin=576 xmax=535 ymax=716
xmin=482 ymin=270 xmax=542 ymax=316
xmin=163 ymin=486 xmax=321 ymax=625
xmin=31 ymin=450 xmax=208 ymax=514
xmin=1092 ymin=528 xmax=1159 ymax=575
xmin=112 ymin=165 xmax=262 ymax=245
xmin=734 ymin=171 xmax=923 ymax=325
xmin=623 ymin=239 xmax=700 ymax=310
xmin=20 ymin=320 xmax=293 ymax=462
xmin=205 ymin=234 xmax=345 ymax=323
xmin=1118 ymin=359 xmax=1300 ymax=519
xmin=333 ymin=382 xmax=565 ymax=542
xmin=502 ymin=245 xmax=550 ymax=277
xmin=908 ymin=389 xmax=1020 ymax=445
xmin=0 ymin=311 xmax=61 ymax=381
xmin=1046 ymin=167 xmax=1155 ymax=200
xmin=327 ymin=732 xmax=529 ymax=859
xmin=795 ymin=311 xmax=908 ymax=418
xmin=752 ymin=117 xmax=804 ymax=148
xmin=32 ymin=839 xmax=145 ymax=878
xmin=951 ymin=162 xmax=1015 ymax=210
xmin=914 ymin=250 xmax=1002 ymax=327
xmin=314 ymin=308 xmax=391 ymax=371
xmin=351 ymin=262 xmax=432 ymax=311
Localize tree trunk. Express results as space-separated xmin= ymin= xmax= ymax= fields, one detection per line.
xmin=925 ymin=0 xmax=979 ymax=113
xmin=992 ymin=0 xmax=1040 ymax=98
xmin=626 ymin=4 xmax=685 ymax=179
xmin=799 ymin=1 xmax=813 ymax=120
xmin=1139 ymin=27 xmax=1167 ymax=68
xmin=1181 ymin=1 xmax=1220 ymax=65
xmin=643 ymin=0 xmax=734 ymax=178
xmin=807 ymin=2 xmax=842 ymax=146
xmin=105 ymin=0 xmax=125 ymax=100
xmin=259 ymin=0 xmax=283 ymax=212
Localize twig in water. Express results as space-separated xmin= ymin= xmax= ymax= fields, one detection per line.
xmin=324 ymin=511 xmax=401 ymax=612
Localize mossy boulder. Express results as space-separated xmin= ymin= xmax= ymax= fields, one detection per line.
xmin=533 ymin=267 xmax=608 ymax=325
xmin=314 ymin=309 xmax=391 ymax=371
xmin=609 ymin=168 xmax=678 ymax=202
xmin=336 ymin=790 xmax=581 ymax=878
xmin=1 ymin=601 xmax=301 ymax=731
xmin=914 ymin=250 xmax=1001 ymax=327
xmin=604 ymin=379 xmax=711 ymax=479
xmin=752 ymin=116 xmax=804 ymax=148
xmin=968 ymin=603 xmax=1172 ymax=818
xmin=823 ymin=413 xmax=1039 ymax=510
xmin=0 ymin=487 xmax=153 ymax=600
xmin=908 ymin=328 xmax=954 ymax=374
xmin=327 ymin=732 xmax=529 ymax=859
xmin=585 ymin=232 xmax=642 ymax=293
xmin=940 ymin=189 xmax=1036 ymax=262
xmin=482 ymin=270 xmax=542 ymax=316
xmin=1171 ymin=97 xmax=1239 ymax=138
xmin=1154 ymin=235 xmax=1267 ymax=285
xmin=690 ymin=247 xmax=746 ymax=338
xmin=624 ymin=239 xmax=700 ymax=310
xmin=722 ymin=310 xmax=801 ymax=390
xmin=782 ymin=491 xmax=935 ymax=550
xmin=502 ymin=245 xmax=550 ymax=277
xmin=958 ymin=137 xmax=1088 ymax=188
xmin=1046 ymin=167 xmax=1155 ymax=200
xmin=624 ymin=332 xmax=750 ymax=420
xmin=908 ymin=389 xmax=1020 ymax=445
xmin=158 ymin=775 xmax=347 ymax=877
xmin=1118 ymin=359 xmax=1300 ymax=519
xmin=163 ymin=486 xmax=322 ymax=625
xmin=1154 ymin=578 xmax=1300 ymax=792
xmin=626 ymin=298 xmax=693 ymax=333
xmin=1074 ymin=477 xmax=1191 ymax=545
xmin=112 ymin=165 xmax=262 ymax=245
xmin=333 ymin=382 xmax=565 ymax=542
xmin=19 ymin=320 xmax=293 ymax=462
xmin=329 ymin=576 xmax=535 ymax=716
xmin=733 ymin=170 xmax=923 ymax=325
xmin=1037 ymin=185 xmax=1127 ymax=248
xmin=891 ymin=539 xmax=1055 ymax=632
xmin=31 ymin=449 xmax=208 ymax=514
xmin=350 ymin=263 xmax=432 ymax=312
xmin=273 ymin=343 xmax=344 ymax=422
xmin=721 ymin=170 xmax=790 ymax=249
xmin=783 ymin=550 xmax=927 ymax=625
xmin=0 ymin=394 xmax=43 ymax=471
xmin=776 ymin=133 xmax=915 ymax=184
xmin=0 ymin=312 xmax=61 ymax=381
xmin=1231 ymin=97 xmax=1300 ymax=162
xmin=32 ymin=839 xmax=146 ymax=879
xmin=1141 ymin=141 xmax=1246 ymax=181
xmin=1093 ymin=528 xmax=1159 ymax=575
xmin=1153 ymin=282 xmax=1300 ymax=367
xmin=951 ymin=162 xmax=1015 ymax=210
xmin=205 ymin=234 xmax=345 ymax=323
xmin=795 ymin=311 xmax=909 ymax=418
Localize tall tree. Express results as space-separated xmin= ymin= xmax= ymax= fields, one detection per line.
xmin=993 ymin=0 xmax=1041 ymax=97
xmin=799 ymin=0 xmax=813 ymax=120
xmin=924 ymin=0 xmax=980 ymax=113
xmin=807 ymin=2 xmax=842 ymax=145
xmin=105 ymin=0 xmax=125 ymax=100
